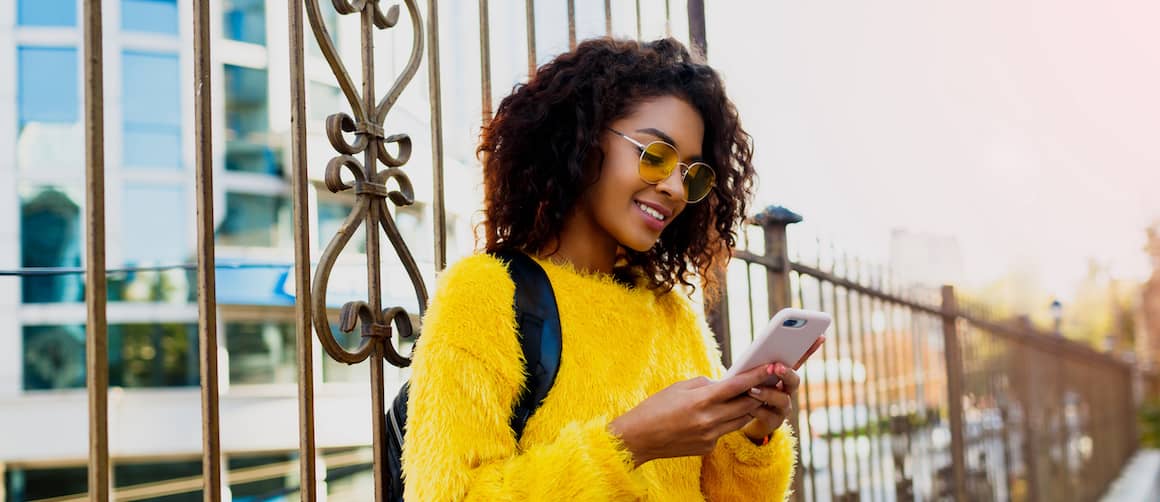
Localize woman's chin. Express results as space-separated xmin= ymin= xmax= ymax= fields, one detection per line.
xmin=620 ymin=235 xmax=659 ymax=253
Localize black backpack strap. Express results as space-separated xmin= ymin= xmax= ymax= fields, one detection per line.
xmin=492 ymin=250 xmax=562 ymax=440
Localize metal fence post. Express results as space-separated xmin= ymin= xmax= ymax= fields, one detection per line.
xmin=704 ymin=265 xmax=732 ymax=369
xmin=940 ymin=285 xmax=967 ymax=501
xmin=755 ymin=206 xmax=803 ymax=501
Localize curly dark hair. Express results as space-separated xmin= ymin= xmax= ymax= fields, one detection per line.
xmin=478 ymin=37 xmax=757 ymax=299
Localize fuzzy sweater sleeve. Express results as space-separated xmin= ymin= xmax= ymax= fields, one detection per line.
xmin=670 ymin=296 xmax=798 ymax=501
xmin=401 ymin=254 xmax=646 ymax=501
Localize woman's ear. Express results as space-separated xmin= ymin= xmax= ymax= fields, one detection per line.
xmin=580 ymin=144 xmax=605 ymax=186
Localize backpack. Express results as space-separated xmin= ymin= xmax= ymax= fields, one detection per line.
xmin=384 ymin=250 xmax=563 ymax=501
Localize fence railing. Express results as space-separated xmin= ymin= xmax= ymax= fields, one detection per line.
xmin=71 ymin=0 xmax=704 ymax=501
xmin=712 ymin=206 xmax=1147 ymax=502
xmin=57 ymin=0 xmax=1148 ymax=501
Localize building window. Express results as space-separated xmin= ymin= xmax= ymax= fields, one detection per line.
xmin=114 ymin=459 xmax=203 ymax=498
xmin=17 ymin=46 xmax=81 ymax=174
xmin=123 ymin=51 xmax=182 ymax=169
xmin=4 ymin=466 xmax=87 ymax=501
xmin=113 ymin=183 xmax=192 ymax=302
xmin=110 ymin=323 xmax=200 ymax=388
xmin=22 ymin=325 xmax=85 ymax=390
xmin=224 ymin=65 xmax=281 ymax=175
xmin=121 ymin=0 xmax=179 ymax=34
xmin=225 ymin=321 xmax=295 ymax=385
xmin=216 ymin=192 xmax=291 ymax=248
xmin=21 ymin=186 xmax=83 ymax=303
xmin=229 ymin=453 xmax=295 ymax=499
xmin=22 ymin=323 xmax=200 ymax=391
xmin=223 ymin=0 xmax=267 ymax=45
xmin=17 ymin=0 xmax=76 ymax=27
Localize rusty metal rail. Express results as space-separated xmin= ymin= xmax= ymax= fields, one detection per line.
xmin=715 ymin=205 xmax=1145 ymax=502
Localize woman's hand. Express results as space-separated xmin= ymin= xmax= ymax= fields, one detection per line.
xmin=739 ymin=337 xmax=825 ymax=444
xmin=607 ymin=363 xmax=777 ymax=468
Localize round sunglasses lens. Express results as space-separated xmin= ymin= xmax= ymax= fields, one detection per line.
xmin=639 ymin=142 xmax=678 ymax=183
xmin=684 ymin=163 xmax=716 ymax=202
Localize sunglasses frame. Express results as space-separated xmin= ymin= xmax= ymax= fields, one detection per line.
xmin=607 ymin=128 xmax=716 ymax=203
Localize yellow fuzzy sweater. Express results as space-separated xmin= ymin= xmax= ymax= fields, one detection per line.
xmin=402 ymin=253 xmax=796 ymax=501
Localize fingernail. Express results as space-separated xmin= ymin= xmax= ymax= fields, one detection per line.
xmin=766 ymin=364 xmax=775 ymax=375
xmin=750 ymin=387 xmax=761 ymax=396
xmin=775 ymin=364 xmax=787 ymax=376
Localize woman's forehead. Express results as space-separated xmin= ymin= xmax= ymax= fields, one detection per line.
xmin=618 ymin=96 xmax=704 ymax=153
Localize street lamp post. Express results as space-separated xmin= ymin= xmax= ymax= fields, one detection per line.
xmin=1050 ymin=299 xmax=1063 ymax=335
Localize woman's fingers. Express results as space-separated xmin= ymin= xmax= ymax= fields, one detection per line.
xmin=747 ymin=403 xmax=788 ymax=431
xmin=773 ymin=364 xmax=802 ymax=395
xmin=706 ymin=363 xmax=775 ymax=401
xmin=747 ymin=387 xmax=792 ymax=416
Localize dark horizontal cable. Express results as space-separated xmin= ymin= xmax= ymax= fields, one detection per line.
xmin=0 ymin=262 xmax=300 ymax=277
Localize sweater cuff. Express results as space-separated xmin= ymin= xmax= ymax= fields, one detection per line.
xmin=719 ymin=424 xmax=796 ymax=467
xmin=563 ymin=416 xmax=647 ymax=497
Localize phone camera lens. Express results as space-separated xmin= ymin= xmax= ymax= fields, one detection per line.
xmin=783 ymin=319 xmax=799 ymax=328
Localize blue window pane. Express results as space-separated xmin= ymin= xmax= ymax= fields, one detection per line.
xmin=18 ymin=0 xmax=76 ymax=27
xmin=18 ymin=47 xmax=78 ymax=126
xmin=123 ymin=51 xmax=181 ymax=168
xmin=109 ymin=323 xmax=200 ymax=388
xmin=224 ymin=65 xmax=281 ymax=175
xmin=21 ymin=186 xmax=84 ymax=303
xmin=216 ymin=192 xmax=291 ymax=248
xmin=223 ymin=0 xmax=266 ymax=45
xmin=23 ymin=323 xmax=199 ymax=391
xmin=23 ymin=325 xmax=86 ymax=390
xmin=122 ymin=184 xmax=187 ymax=264
xmin=226 ymin=321 xmax=296 ymax=385
xmin=122 ymin=0 xmax=178 ymax=34
xmin=114 ymin=183 xmax=192 ymax=302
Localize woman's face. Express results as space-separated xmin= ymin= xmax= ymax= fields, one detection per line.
xmin=580 ymin=95 xmax=705 ymax=252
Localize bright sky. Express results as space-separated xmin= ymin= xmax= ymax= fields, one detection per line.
xmin=705 ymin=0 xmax=1160 ymax=299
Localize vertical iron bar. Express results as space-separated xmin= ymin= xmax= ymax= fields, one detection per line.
xmin=817 ymin=251 xmax=838 ymax=500
xmin=796 ymin=274 xmax=818 ymax=501
xmin=604 ymin=0 xmax=612 ymax=36
xmin=686 ymin=0 xmax=707 ymax=58
xmin=429 ymin=0 xmax=447 ymax=272
xmin=865 ymin=274 xmax=889 ymax=501
xmin=941 ymin=286 xmax=968 ymax=501
xmin=82 ymin=0 xmax=110 ymax=499
xmin=881 ymin=273 xmax=905 ymax=499
xmin=567 ymin=0 xmax=577 ymax=49
xmin=705 ymin=263 xmax=731 ymax=368
xmin=478 ymin=0 xmax=493 ymax=124
xmin=839 ymin=256 xmax=861 ymax=498
xmin=358 ymin=4 xmax=387 ymax=500
xmin=745 ymin=263 xmax=756 ymax=339
xmin=829 ymin=278 xmax=850 ymax=496
xmin=664 ymin=0 xmax=671 ymax=36
xmin=634 ymin=0 xmax=642 ymax=40
xmin=759 ymin=213 xmax=802 ymax=502
xmin=849 ymin=267 xmax=876 ymax=501
xmin=525 ymin=0 xmax=537 ymax=75
xmin=194 ymin=0 xmax=223 ymax=496
xmin=288 ymin=0 xmax=318 ymax=498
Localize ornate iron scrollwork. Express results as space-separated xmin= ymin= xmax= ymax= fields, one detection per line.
xmin=305 ymin=0 xmax=429 ymax=370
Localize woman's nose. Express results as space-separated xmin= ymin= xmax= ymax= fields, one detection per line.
xmin=655 ymin=164 xmax=688 ymax=202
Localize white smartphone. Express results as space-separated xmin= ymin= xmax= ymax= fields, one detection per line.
xmin=723 ymin=308 xmax=831 ymax=387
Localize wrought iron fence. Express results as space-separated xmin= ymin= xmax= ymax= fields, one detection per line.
xmin=713 ymin=207 xmax=1149 ymax=502
xmin=60 ymin=0 xmax=1148 ymax=500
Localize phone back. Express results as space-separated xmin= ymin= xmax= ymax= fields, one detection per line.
xmin=724 ymin=308 xmax=831 ymax=385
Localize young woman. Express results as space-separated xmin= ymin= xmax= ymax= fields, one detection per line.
xmin=402 ymin=38 xmax=818 ymax=501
